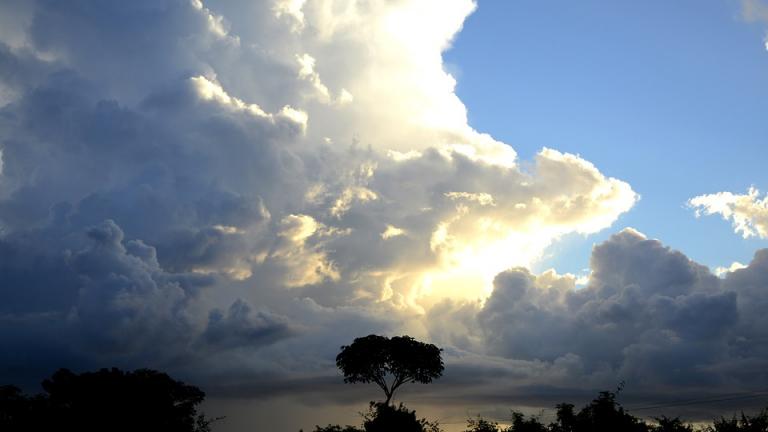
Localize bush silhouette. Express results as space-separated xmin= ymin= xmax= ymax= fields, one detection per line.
xmin=307 ymin=425 xmax=364 ymax=432
xmin=651 ymin=416 xmax=695 ymax=432
xmin=706 ymin=409 xmax=768 ymax=432
xmin=302 ymin=402 xmax=441 ymax=432
xmin=464 ymin=416 xmax=502 ymax=432
xmin=363 ymin=402 xmax=441 ymax=432
xmin=0 ymin=368 xmax=217 ymax=432
xmin=463 ymin=390 xmax=705 ymax=432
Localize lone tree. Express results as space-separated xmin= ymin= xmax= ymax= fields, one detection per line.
xmin=335 ymin=335 xmax=444 ymax=405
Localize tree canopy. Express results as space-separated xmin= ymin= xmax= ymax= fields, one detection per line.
xmin=0 ymin=368 xmax=217 ymax=432
xmin=335 ymin=334 xmax=444 ymax=405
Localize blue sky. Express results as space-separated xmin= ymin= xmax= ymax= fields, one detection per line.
xmin=445 ymin=0 xmax=768 ymax=274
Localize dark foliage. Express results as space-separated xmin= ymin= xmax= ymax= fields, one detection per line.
xmin=463 ymin=391 xmax=707 ymax=432
xmin=0 ymin=368 xmax=217 ymax=432
xmin=319 ymin=334 xmax=768 ymax=432
xmin=465 ymin=416 xmax=502 ymax=432
xmin=652 ymin=416 xmax=695 ymax=432
xmin=0 ymin=385 xmax=47 ymax=430
xmin=302 ymin=402 xmax=441 ymax=432
xmin=570 ymin=390 xmax=649 ymax=432
xmin=363 ymin=402 xmax=441 ymax=432
xmin=706 ymin=409 xmax=768 ymax=432
xmin=509 ymin=411 xmax=548 ymax=432
xmin=336 ymin=334 xmax=444 ymax=405
xmin=549 ymin=403 xmax=576 ymax=432
xmin=469 ymin=391 xmax=650 ymax=432
xmin=304 ymin=425 xmax=364 ymax=432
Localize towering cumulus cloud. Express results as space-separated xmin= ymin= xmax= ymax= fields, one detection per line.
xmin=21 ymin=0 xmax=768 ymax=429
xmin=0 ymin=0 xmax=635 ymax=382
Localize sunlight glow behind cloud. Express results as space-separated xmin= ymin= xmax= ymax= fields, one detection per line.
xmin=0 ymin=0 xmax=639 ymax=363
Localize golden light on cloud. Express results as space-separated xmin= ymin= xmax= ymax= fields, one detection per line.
xmin=689 ymin=187 xmax=768 ymax=239
xmin=423 ymin=231 xmax=556 ymax=302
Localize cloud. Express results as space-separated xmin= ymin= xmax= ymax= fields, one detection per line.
xmin=714 ymin=261 xmax=747 ymax=277
xmin=201 ymin=298 xmax=295 ymax=350
xmin=689 ymin=187 xmax=768 ymax=238
xmin=419 ymin=229 xmax=768 ymax=417
xmin=0 ymin=0 xmax=658 ymax=426
xmin=478 ymin=229 xmax=734 ymax=376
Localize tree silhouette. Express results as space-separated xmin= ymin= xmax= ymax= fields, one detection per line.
xmin=336 ymin=335 xmax=444 ymax=405
xmin=305 ymin=425 xmax=364 ymax=432
xmin=706 ymin=409 xmax=768 ymax=432
xmin=549 ymin=403 xmax=576 ymax=432
xmin=651 ymin=416 xmax=694 ymax=432
xmin=465 ymin=416 xmax=502 ymax=432
xmin=0 ymin=385 xmax=45 ymax=430
xmin=509 ymin=411 xmax=548 ymax=432
xmin=0 ymin=368 xmax=218 ymax=432
xmin=303 ymin=382 xmax=768 ymax=432
xmin=571 ymin=390 xmax=648 ymax=432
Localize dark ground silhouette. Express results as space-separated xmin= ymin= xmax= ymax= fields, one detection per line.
xmin=3 ymin=335 xmax=768 ymax=432
xmin=305 ymin=334 xmax=768 ymax=432
xmin=305 ymin=389 xmax=768 ymax=432
xmin=0 ymin=368 xmax=218 ymax=432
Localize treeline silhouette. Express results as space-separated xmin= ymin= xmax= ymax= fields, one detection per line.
xmin=306 ymin=335 xmax=768 ymax=432
xmin=3 ymin=335 xmax=768 ymax=432
xmin=306 ymin=389 xmax=768 ymax=432
xmin=0 ymin=368 xmax=218 ymax=432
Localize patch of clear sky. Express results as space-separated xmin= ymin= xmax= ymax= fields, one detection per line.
xmin=444 ymin=0 xmax=768 ymax=275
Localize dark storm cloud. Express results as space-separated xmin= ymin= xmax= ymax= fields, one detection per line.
xmin=459 ymin=229 xmax=768 ymax=411
xmin=201 ymin=299 xmax=295 ymax=350
xmin=0 ymin=11 xmax=311 ymax=375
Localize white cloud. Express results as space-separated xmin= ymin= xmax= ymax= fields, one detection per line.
xmin=689 ymin=187 xmax=768 ymax=238
xmin=273 ymin=0 xmax=308 ymax=31
xmin=381 ymin=225 xmax=405 ymax=240
xmin=191 ymin=0 xmax=233 ymax=40
xmin=296 ymin=53 xmax=353 ymax=105
xmin=714 ymin=261 xmax=747 ymax=277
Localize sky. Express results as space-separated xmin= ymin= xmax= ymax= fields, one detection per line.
xmin=445 ymin=0 xmax=768 ymax=277
xmin=1 ymin=1 xmax=768 ymax=431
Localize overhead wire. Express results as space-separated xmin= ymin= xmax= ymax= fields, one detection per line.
xmin=626 ymin=390 xmax=768 ymax=412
